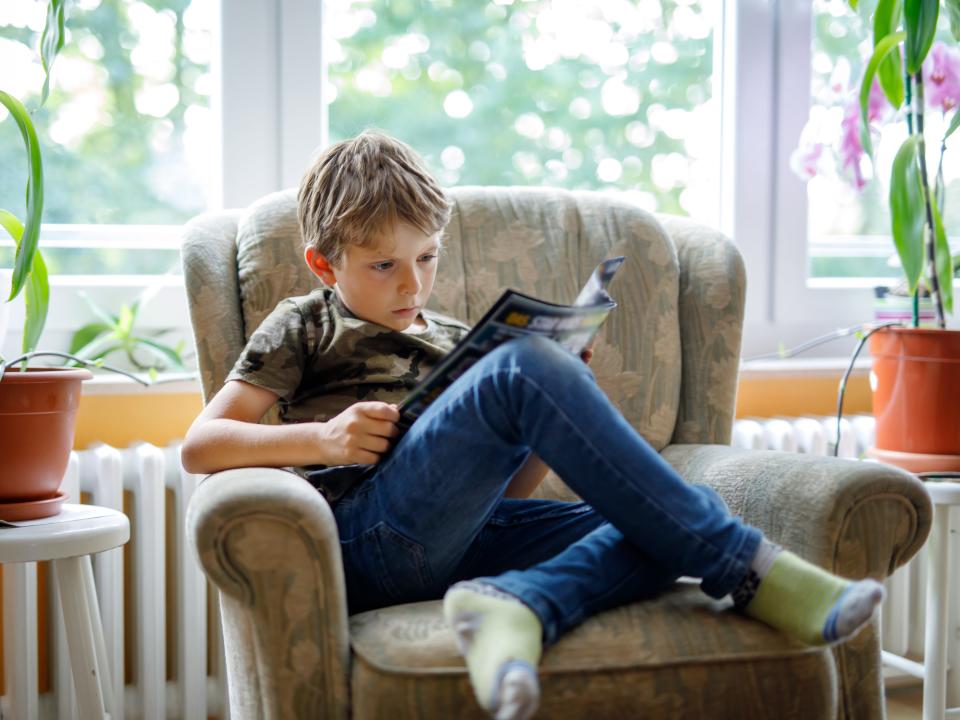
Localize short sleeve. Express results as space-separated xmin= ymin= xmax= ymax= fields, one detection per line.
xmin=225 ymin=299 xmax=307 ymax=400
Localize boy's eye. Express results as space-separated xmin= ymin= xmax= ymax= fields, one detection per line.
xmin=371 ymin=261 xmax=394 ymax=272
xmin=419 ymin=253 xmax=438 ymax=262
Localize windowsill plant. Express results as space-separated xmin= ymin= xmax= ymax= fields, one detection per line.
xmin=0 ymin=1 xmax=184 ymax=517
xmin=793 ymin=0 xmax=960 ymax=466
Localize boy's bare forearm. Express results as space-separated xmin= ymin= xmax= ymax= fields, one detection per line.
xmin=504 ymin=453 xmax=550 ymax=498
xmin=181 ymin=418 xmax=329 ymax=474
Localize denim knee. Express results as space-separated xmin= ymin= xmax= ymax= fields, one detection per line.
xmin=488 ymin=335 xmax=588 ymax=385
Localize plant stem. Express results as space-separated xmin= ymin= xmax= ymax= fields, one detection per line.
xmin=905 ymin=72 xmax=914 ymax=135
xmin=913 ymin=70 xmax=947 ymax=329
xmin=905 ymin=73 xmax=920 ymax=327
xmin=936 ymin=140 xmax=946 ymax=210
xmin=0 ymin=351 xmax=151 ymax=385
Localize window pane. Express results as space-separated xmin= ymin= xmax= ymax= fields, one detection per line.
xmin=804 ymin=0 xmax=959 ymax=279
xmin=0 ymin=0 xmax=215 ymax=273
xmin=327 ymin=0 xmax=719 ymax=224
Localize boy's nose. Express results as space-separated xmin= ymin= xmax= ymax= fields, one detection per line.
xmin=398 ymin=266 xmax=422 ymax=295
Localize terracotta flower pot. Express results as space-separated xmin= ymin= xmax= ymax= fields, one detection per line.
xmin=869 ymin=327 xmax=960 ymax=456
xmin=0 ymin=367 xmax=92 ymax=503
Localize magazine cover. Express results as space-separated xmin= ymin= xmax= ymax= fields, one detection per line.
xmin=397 ymin=256 xmax=625 ymax=433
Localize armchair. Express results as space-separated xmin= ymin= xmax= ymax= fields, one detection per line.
xmin=183 ymin=187 xmax=931 ymax=719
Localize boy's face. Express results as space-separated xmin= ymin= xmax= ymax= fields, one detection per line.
xmin=306 ymin=222 xmax=441 ymax=332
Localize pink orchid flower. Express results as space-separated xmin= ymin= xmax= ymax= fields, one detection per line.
xmin=790 ymin=141 xmax=825 ymax=181
xmin=923 ymin=41 xmax=960 ymax=113
xmin=866 ymin=74 xmax=891 ymax=122
xmin=836 ymin=79 xmax=888 ymax=191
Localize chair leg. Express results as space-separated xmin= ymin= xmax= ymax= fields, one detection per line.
xmin=55 ymin=555 xmax=108 ymax=720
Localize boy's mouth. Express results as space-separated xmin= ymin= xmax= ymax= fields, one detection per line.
xmin=392 ymin=306 xmax=419 ymax=317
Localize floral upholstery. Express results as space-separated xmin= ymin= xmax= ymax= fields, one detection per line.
xmin=183 ymin=187 xmax=932 ymax=719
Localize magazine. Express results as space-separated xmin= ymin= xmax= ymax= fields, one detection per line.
xmin=397 ymin=256 xmax=625 ymax=433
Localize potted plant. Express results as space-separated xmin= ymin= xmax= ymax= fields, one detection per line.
xmin=0 ymin=0 xmax=93 ymax=519
xmin=793 ymin=0 xmax=960 ymax=471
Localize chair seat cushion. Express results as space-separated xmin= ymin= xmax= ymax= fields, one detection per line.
xmin=349 ymin=582 xmax=837 ymax=719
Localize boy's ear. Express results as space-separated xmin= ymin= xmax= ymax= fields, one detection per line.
xmin=305 ymin=247 xmax=337 ymax=285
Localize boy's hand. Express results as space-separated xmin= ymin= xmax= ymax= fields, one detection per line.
xmin=319 ymin=401 xmax=400 ymax=465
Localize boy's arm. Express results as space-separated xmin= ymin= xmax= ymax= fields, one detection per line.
xmin=504 ymin=453 xmax=550 ymax=498
xmin=181 ymin=379 xmax=399 ymax=474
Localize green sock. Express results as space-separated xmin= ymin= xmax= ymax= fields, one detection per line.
xmin=443 ymin=581 xmax=543 ymax=720
xmin=742 ymin=548 xmax=885 ymax=646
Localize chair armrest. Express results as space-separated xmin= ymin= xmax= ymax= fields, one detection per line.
xmin=186 ymin=468 xmax=349 ymax=720
xmin=661 ymin=444 xmax=933 ymax=580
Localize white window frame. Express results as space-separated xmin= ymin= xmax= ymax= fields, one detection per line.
xmin=722 ymin=0 xmax=876 ymax=360
xmin=13 ymin=0 xmax=954 ymax=364
xmin=734 ymin=0 xmax=958 ymax=361
xmin=2 ymin=0 xmax=328 ymax=360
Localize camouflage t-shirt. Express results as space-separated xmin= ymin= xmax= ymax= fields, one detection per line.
xmin=226 ymin=287 xmax=470 ymax=499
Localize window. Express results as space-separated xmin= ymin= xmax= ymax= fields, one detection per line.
xmin=327 ymin=0 xmax=721 ymax=226
xmin=766 ymin=0 xmax=958 ymax=355
xmin=0 ymin=0 xmax=216 ymax=277
xmin=803 ymin=0 xmax=960 ymax=281
xmin=8 ymin=0 xmax=934 ymax=364
xmin=1 ymin=0 xmax=215 ymax=362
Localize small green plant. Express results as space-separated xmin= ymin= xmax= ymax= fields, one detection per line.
xmin=0 ymin=0 xmax=68 ymax=363
xmin=67 ymin=286 xmax=188 ymax=380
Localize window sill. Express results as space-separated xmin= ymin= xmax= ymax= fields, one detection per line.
xmin=738 ymin=357 xmax=871 ymax=380
xmin=81 ymin=372 xmax=201 ymax=396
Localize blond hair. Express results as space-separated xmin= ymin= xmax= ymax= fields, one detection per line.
xmin=297 ymin=130 xmax=451 ymax=266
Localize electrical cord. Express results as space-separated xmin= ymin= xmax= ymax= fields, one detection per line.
xmin=743 ymin=323 xmax=878 ymax=362
xmin=742 ymin=320 xmax=905 ymax=457
xmin=832 ymin=321 xmax=903 ymax=456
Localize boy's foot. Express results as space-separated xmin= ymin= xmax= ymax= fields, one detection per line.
xmin=734 ymin=541 xmax=885 ymax=646
xmin=443 ymin=581 xmax=543 ymax=720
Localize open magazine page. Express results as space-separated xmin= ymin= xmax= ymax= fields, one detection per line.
xmin=397 ymin=256 xmax=625 ymax=432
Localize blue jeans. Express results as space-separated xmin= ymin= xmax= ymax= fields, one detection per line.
xmin=331 ymin=335 xmax=762 ymax=645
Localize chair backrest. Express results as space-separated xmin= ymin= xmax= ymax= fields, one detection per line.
xmin=181 ymin=186 xmax=745 ymax=457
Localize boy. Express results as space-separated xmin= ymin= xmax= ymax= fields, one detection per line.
xmin=182 ymin=131 xmax=884 ymax=720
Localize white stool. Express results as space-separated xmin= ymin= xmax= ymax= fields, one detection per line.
xmin=0 ymin=504 xmax=129 ymax=720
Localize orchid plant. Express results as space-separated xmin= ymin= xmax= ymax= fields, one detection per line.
xmin=793 ymin=0 xmax=960 ymax=328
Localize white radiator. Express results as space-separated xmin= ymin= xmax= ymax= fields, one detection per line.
xmin=732 ymin=415 xmax=960 ymax=701
xmin=1 ymin=442 xmax=229 ymax=720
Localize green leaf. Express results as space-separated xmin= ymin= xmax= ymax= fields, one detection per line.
xmin=117 ymin=302 xmax=135 ymax=337
xmin=945 ymin=110 xmax=960 ymax=142
xmin=39 ymin=0 xmax=68 ymax=107
xmin=904 ymin=0 xmax=939 ymax=73
xmin=930 ymin=194 xmax=954 ymax=314
xmin=132 ymin=336 xmax=187 ymax=370
xmin=71 ymin=335 xmax=123 ymax=363
xmin=946 ymin=0 xmax=960 ymax=40
xmin=77 ymin=290 xmax=119 ymax=328
xmin=69 ymin=322 xmax=113 ymax=355
xmin=889 ymin=135 xmax=926 ymax=293
xmin=0 ymin=210 xmax=23 ymax=305
xmin=874 ymin=0 xmax=905 ymax=108
xmin=22 ymin=250 xmax=49 ymax=354
xmin=0 ymin=209 xmax=23 ymax=243
xmin=0 ymin=92 xmax=43 ymax=304
xmin=860 ymin=32 xmax=907 ymax=156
